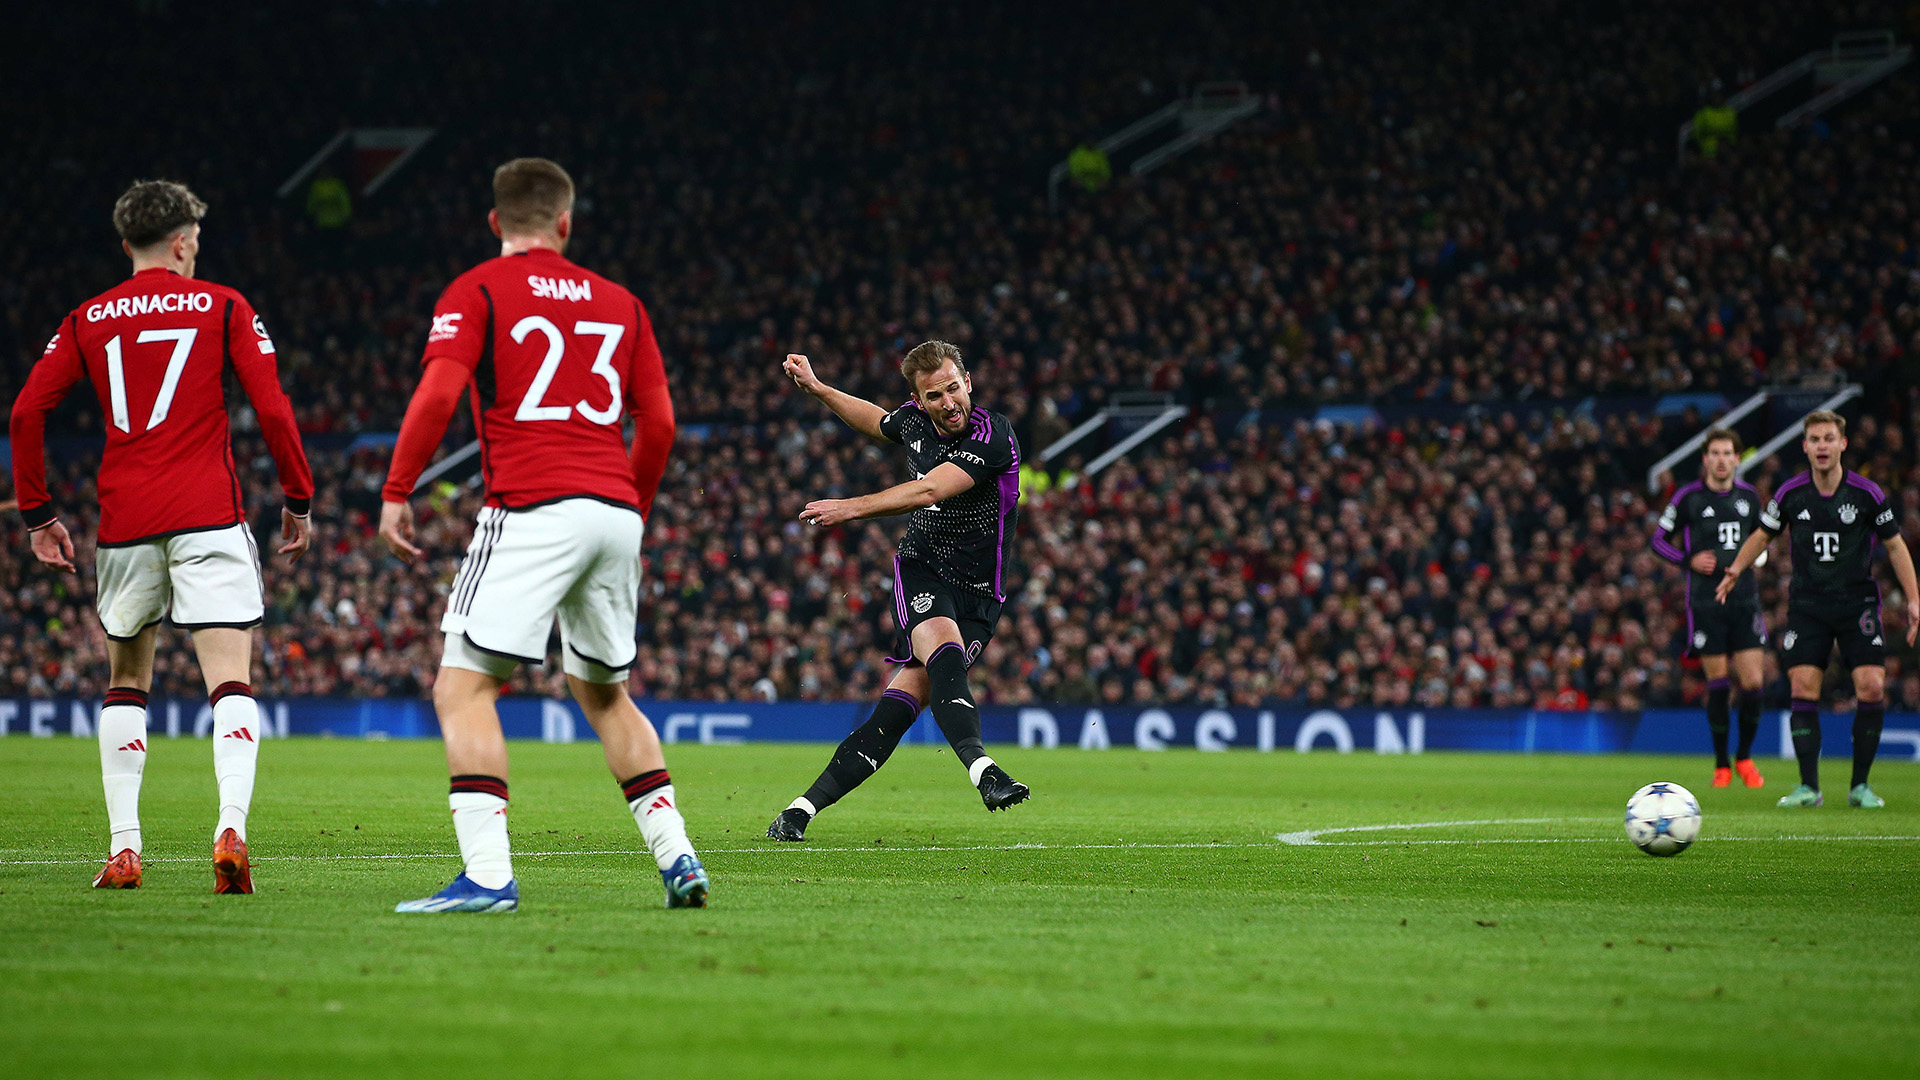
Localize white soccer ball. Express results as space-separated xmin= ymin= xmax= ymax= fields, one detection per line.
xmin=1624 ymin=782 xmax=1702 ymax=857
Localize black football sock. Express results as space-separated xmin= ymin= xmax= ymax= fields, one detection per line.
xmin=1789 ymin=698 xmax=1821 ymax=790
xmin=926 ymin=642 xmax=988 ymax=775
xmin=1735 ymin=690 xmax=1761 ymax=761
xmin=800 ymin=688 xmax=921 ymax=813
xmin=1851 ymin=701 xmax=1885 ymax=789
xmin=1705 ymin=678 xmax=1732 ymax=769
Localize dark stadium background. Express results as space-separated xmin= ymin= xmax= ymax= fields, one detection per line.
xmin=4 ymin=0 xmax=1916 ymax=725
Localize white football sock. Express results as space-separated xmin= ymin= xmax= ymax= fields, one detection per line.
xmin=450 ymin=790 xmax=514 ymax=890
xmin=211 ymin=691 xmax=261 ymax=841
xmin=98 ymin=701 xmax=148 ymax=855
xmin=630 ymin=784 xmax=696 ymax=872
xmin=968 ymin=756 xmax=996 ymax=787
xmin=787 ymin=796 xmax=817 ymax=818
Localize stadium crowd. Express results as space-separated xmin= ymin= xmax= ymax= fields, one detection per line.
xmin=5 ymin=0 xmax=1919 ymax=711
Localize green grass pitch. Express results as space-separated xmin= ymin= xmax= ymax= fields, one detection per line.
xmin=1 ymin=738 xmax=1915 ymax=1079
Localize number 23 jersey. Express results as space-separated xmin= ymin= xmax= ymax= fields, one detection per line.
xmin=424 ymin=248 xmax=667 ymax=511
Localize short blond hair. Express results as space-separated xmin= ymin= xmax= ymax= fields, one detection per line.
xmin=1803 ymin=409 xmax=1846 ymax=436
xmin=901 ymin=340 xmax=966 ymax=386
xmin=493 ymin=157 xmax=574 ymax=235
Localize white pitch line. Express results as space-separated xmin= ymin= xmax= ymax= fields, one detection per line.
xmin=1277 ymin=817 xmax=1561 ymax=845
xmin=3 ymin=829 xmax=1917 ymax=869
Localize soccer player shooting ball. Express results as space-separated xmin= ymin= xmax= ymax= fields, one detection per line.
xmin=767 ymin=344 xmax=1029 ymax=842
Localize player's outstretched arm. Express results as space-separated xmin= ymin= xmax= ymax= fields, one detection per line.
xmin=1715 ymin=527 xmax=1772 ymax=604
xmin=800 ymin=462 xmax=976 ymax=527
xmin=1883 ymin=534 xmax=1920 ymax=646
xmin=783 ymin=353 xmax=890 ymax=442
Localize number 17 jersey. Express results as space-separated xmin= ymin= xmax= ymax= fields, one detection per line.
xmin=11 ymin=267 xmax=312 ymax=545
xmin=423 ymin=248 xmax=667 ymax=511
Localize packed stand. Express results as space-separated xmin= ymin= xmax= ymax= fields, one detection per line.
xmin=5 ymin=1 xmax=1920 ymax=709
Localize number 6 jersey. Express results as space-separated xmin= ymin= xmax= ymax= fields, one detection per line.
xmin=382 ymin=248 xmax=669 ymax=512
xmin=10 ymin=267 xmax=313 ymax=545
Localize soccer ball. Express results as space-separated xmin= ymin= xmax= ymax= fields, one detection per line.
xmin=1624 ymin=782 xmax=1701 ymax=856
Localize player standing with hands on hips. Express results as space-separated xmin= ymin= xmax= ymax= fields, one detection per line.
xmin=766 ymin=343 xmax=1029 ymax=842
xmin=10 ymin=180 xmax=313 ymax=893
xmin=1715 ymin=411 xmax=1919 ymax=808
xmin=378 ymin=158 xmax=706 ymax=911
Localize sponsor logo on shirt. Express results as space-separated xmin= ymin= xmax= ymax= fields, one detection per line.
xmin=86 ymin=292 xmax=214 ymax=321
xmin=528 ymin=275 xmax=593 ymax=301
xmin=429 ymin=313 xmax=463 ymax=342
xmin=1877 ymin=508 xmax=1895 ymax=526
xmin=43 ymin=333 xmax=60 ymax=354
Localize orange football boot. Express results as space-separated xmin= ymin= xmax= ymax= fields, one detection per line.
xmin=93 ymin=849 xmax=142 ymax=888
xmin=1734 ymin=758 xmax=1765 ymax=788
xmin=212 ymin=828 xmax=254 ymax=894
xmin=1712 ymin=766 xmax=1732 ymax=788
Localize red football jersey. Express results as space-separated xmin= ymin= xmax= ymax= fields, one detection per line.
xmin=10 ymin=268 xmax=313 ymax=545
xmin=414 ymin=248 xmax=668 ymax=510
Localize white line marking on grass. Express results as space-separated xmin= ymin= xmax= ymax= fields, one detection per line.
xmin=1276 ymin=818 xmax=1558 ymax=845
xmin=4 ymin=829 xmax=1916 ymax=868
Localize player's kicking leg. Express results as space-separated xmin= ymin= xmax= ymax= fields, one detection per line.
xmin=915 ymin=618 xmax=1029 ymax=811
xmin=572 ymin=675 xmax=708 ymax=907
xmin=768 ymin=665 xmax=933 ymax=841
xmin=1846 ymin=664 xmax=1889 ymax=808
xmin=395 ymin=655 xmax=520 ymax=913
xmin=95 ymin=629 xmax=159 ymax=889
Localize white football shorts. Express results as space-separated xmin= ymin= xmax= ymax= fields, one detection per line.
xmin=440 ymin=498 xmax=643 ymax=684
xmin=94 ymin=522 xmax=264 ymax=639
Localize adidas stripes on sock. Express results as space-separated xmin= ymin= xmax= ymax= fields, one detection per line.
xmin=1735 ymin=690 xmax=1761 ymax=761
xmin=1705 ymin=677 xmax=1731 ymax=769
xmin=1852 ymin=701 xmax=1885 ymax=789
xmin=622 ymin=769 xmax=696 ymax=872
xmin=1789 ymin=698 xmax=1821 ymax=791
xmin=926 ymin=642 xmax=988 ymax=775
xmin=801 ymin=688 xmax=921 ymax=813
xmin=449 ymin=775 xmax=513 ymax=890
xmin=99 ymin=687 xmax=149 ymax=856
xmin=210 ymin=681 xmax=260 ymax=842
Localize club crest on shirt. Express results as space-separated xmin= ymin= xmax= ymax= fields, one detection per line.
xmin=1734 ymin=499 xmax=1749 ymax=516
xmin=910 ymin=593 xmax=934 ymax=614
xmin=1693 ymin=631 xmax=1707 ymax=648
xmin=1837 ymin=504 xmax=1857 ymax=524
xmin=1782 ymin=630 xmax=1797 ymax=650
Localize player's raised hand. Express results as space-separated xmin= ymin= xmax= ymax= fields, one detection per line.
xmin=800 ymin=499 xmax=853 ymax=528
xmin=29 ymin=520 xmax=76 ymax=573
xmin=279 ymin=507 xmax=311 ymax=563
xmin=783 ymin=353 xmax=824 ymax=396
xmin=1688 ymin=550 xmax=1717 ymax=575
xmin=378 ymin=500 xmax=423 ymax=563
